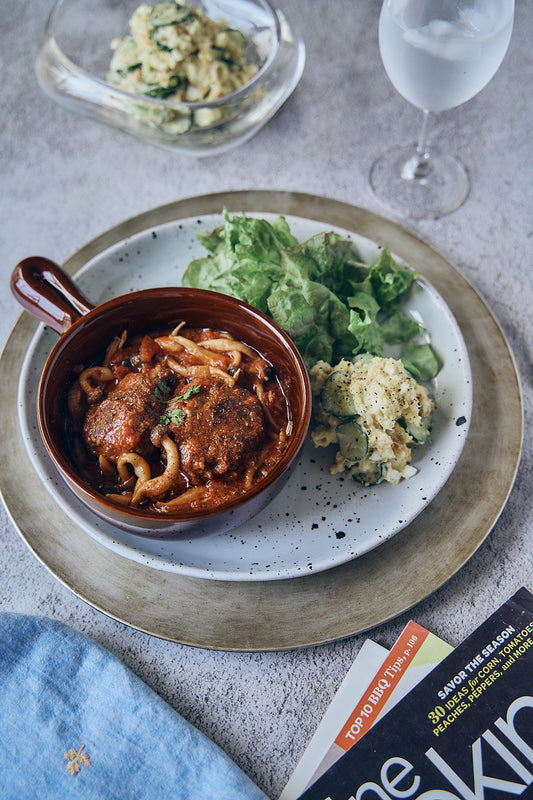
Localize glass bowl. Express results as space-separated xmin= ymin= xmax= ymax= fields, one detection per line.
xmin=36 ymin=0 xmax=305 ymax=156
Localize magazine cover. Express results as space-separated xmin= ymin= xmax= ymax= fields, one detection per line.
xmin=280 ymin=639 xmax=389 ymax=800
xmin=298 ymin=587 xmax=533 ymax=800
xmin=282 ymin=623 xmax=452 ymax=799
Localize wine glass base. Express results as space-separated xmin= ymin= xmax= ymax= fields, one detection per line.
xmin=369 ymin=144 xmax=469 ymax=220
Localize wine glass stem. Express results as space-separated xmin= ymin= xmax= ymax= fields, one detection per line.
xmin=402 ymin=110 xmax=432 ymax=180
xmin=417 ymin=110 xmax=431 ymax=166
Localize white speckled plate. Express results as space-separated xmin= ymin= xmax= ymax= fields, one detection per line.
xmin=2 ymin=192 xmax=522 ymax=648
xmin=16 ymin=204 xmax=472 ymax=581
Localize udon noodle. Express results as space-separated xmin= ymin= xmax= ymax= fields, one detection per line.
xmin=66 ymin=323 xmax=292 ymax=514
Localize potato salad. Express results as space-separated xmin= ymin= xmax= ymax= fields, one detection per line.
xmin=107 ymin=1 xmax=258 ymax=128
xmin=310 ymin=355 xmax=435 ymax=486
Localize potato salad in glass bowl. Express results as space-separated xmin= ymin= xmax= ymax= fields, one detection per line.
xmin=36 ymin=0 xmax=305 ymax=154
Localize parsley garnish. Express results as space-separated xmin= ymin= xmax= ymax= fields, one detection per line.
xmin=160 ymin=407 xmax=186 ymax=426
xmin=154 ymin=379 xmax=172 ymax=402
xmin=176 ymin=385 xmax=201 ymax=402
xmin=158 ymin=383 xmax=200 ymax=426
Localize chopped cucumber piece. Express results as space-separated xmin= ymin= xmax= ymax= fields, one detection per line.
xmin=336 ymin=420 xmax=368 ymax=462
xmin=150 ymin=2 xmax=193 ymax=27
xmin=406 ymin=418 xmax=431 ymax=444
xmin=400 ymin=415 xmax=432 ymax=444
xmin=320 ymin=369 xmax=357 ymax=418
xmin=225 ymin=28 xmax=247 ymax=49
xmin=144 ymin=74 xmax=184 ymax=97
xmin=211 ymin=46 xmax=241 ymax=67
xmin=155 ymin=108 xmax=193 ymax=133
xmin=109 ymin=37 xmax=141 ymax=74
xmin=152 ymin=29 xmax=174 ymax=51
xmin=352 ymin=463 xmax=384 ymax=486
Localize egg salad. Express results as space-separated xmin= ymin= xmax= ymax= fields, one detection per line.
xmin=310 ymin=355 xmax=435 ymax=486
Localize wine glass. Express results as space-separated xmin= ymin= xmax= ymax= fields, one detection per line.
xmin=370 ymin=0 xmax=515 ymax=219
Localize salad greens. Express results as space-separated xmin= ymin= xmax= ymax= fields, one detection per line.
xmin=182 ymin=210 xmax=440 ymax=379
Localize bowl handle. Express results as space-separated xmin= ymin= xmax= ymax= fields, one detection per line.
xmin=11 ymin=256 xmax=95 ymax=334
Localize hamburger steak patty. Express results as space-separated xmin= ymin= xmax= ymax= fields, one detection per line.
xmin=169 ymin=379 xmax=266 ymax=478
xmin=82 ymin=371 xmax=163 ymax=461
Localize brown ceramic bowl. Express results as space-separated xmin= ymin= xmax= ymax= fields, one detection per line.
xmin=11 ymin=256 xmax=311 ymax=539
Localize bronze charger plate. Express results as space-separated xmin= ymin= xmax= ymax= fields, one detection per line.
xmin=0 ymin=191 xmax=523 ymax=650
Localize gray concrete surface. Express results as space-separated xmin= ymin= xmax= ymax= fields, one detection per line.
xmin=1 ymin=2 xmax=531 ymax=797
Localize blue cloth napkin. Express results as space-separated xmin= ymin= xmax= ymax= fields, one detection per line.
xmin=0 ymin=613 xmax=268 ymax=799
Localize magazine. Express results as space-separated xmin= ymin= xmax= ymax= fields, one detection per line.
xmin=297 ymin=586 xmax=533 ymax=800
xmin=279 ymin=639 xmax=388 ymax=800
xmin=280 ymin=622 xmax=452 ymax=800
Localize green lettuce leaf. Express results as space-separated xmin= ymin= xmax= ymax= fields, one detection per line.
xmin=181 ymin=210 xmax=440 ymax=378
xmin=380 ymin=310 xmax=425 ymax=344
xmin=281 ymin=232 xmax=352 ymax=286
xmin=369 ymin=249 xmax=418 ymax=308
xmin=266 ymin=278 xmax=358 ymax=366
xmin=401 ymin=341 xmax=441 ymax=381
xmin=183 ymin=210 xmax=297 ymax=312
